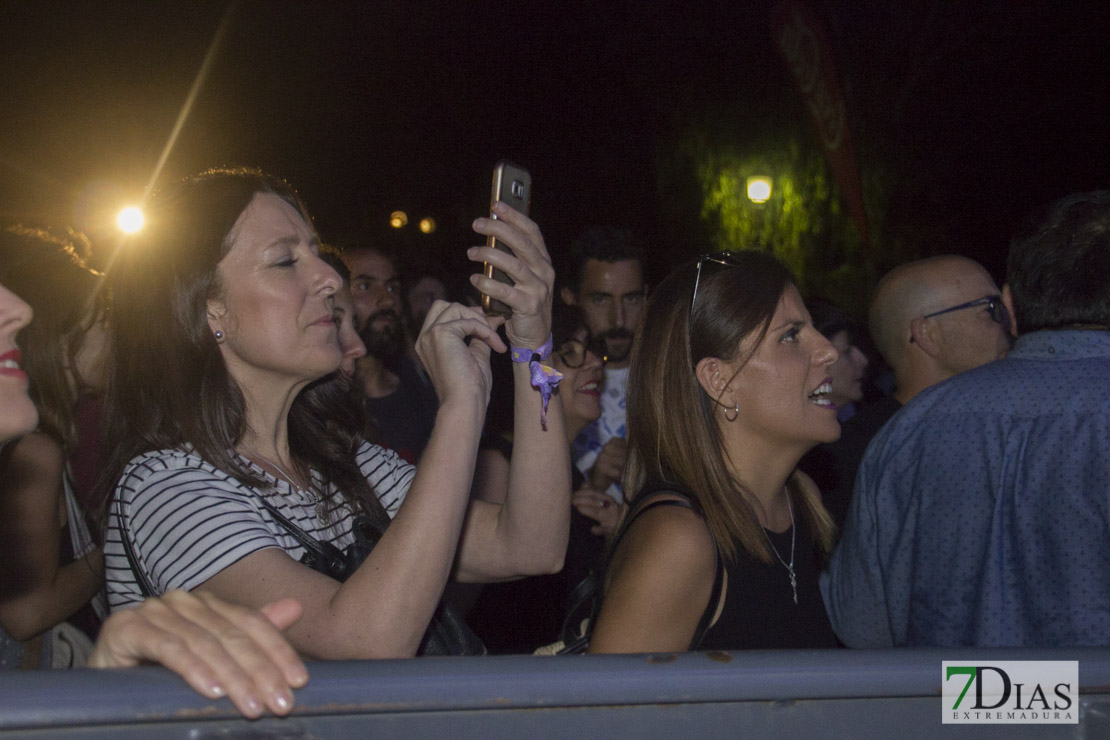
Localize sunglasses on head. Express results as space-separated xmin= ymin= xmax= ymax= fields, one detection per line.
xmin=691 ymin=251 xmax=744 ymax=316
xmin=909 ymin=295 xmax=1011 ymax=343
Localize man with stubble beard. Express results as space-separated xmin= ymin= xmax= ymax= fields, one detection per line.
xmin=559 ymin=227 xmax=647 ymax=502
xmin=343 ymin=246 xmax=438 ymax=464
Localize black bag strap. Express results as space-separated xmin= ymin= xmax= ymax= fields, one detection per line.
xmin=115 ymin=493 xmax=156 ymax=598
xmin=114 ymin=478 xmax=341 ymax=597
xmin=254 ymin=495 xmax=329 ymax=556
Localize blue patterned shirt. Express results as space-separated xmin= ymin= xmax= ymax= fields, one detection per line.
xmin=822 ymin=330 xmax=1110 ymax=647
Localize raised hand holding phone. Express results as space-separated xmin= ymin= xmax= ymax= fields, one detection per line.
xmin=469 ymin=198 xmax=554 ymax=353
xmin=479 ymin=161 xmax=532 ymax=318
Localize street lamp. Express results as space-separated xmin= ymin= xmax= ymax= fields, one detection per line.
xmin=117 ymin=206 xmax=144 ymax=233
xmin=746 ymin=176 xmax=772 ymax=204
xmin=419 ymin=217 xmax=436 ymax=234
xmin=389 ymin=210 xmax=408 ymax=229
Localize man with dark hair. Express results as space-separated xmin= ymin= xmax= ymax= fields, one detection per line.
xmin=824 ymin=191 xmax=1110 ymax=647
xmin=343 ymin=246 xmax=438 ymax=464
xmin=404 ymin=271 xmax=448 ymax=337
xmin=559 ymin=226 xmax=647 ymax=499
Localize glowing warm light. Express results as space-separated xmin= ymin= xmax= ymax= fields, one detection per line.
xmin=117 ymin=206 xmax=145 ymax=233
xmin=419 ymin=217 xmax=436 ymax=234
xmin=746 ymin=176 xmax=772 ymax=204
xmin=389 ymin=210 xmax=408 ymax=229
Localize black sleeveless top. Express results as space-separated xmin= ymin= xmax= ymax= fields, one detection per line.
xmin=698 ymin=511 xmax=839 ymax=650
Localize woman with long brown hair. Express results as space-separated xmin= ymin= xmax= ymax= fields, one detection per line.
xmin=102 ymin=167 xmax=570 ymax=659
xmin=0 ymin=226 xmax=109 ymax=667
xmin=588 ymin=250 xmax=840 ymax=652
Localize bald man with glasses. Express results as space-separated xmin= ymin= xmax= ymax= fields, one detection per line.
xmin=824 ymin=192 xmax=1110 ymax=647
xmin=804 ymin=256 xmax=1013 ymax=530
xmin=873 ymin=255 xmax=1014 ymax=406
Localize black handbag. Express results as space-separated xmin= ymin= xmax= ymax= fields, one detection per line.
xmin=118 ymin=491 xmax=485 ymax=657
xmin=553 ymin=489 xmax=723 ymax=655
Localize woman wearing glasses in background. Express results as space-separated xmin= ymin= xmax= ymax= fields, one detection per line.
xmin=588 ymin=250 xmax=841 ymax=652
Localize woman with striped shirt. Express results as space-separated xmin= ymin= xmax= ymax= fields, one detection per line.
xmin=102 ymin=168 xmax=570 ymax=659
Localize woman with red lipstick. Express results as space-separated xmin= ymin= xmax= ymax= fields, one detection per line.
xmin=0 ymin=286 xmax=37 ymax=449
xmin=0 ymin=226 xmax=109 ymax=667
xmin=588 ymin=251 xmax=841 ymax=652
xmin=0 ymin=275 xmax=308 ymax=716
xmin=102 ymin=168 xmax=570 ymax=659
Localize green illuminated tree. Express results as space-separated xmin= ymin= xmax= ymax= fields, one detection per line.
xmin=658 ymin=117 xmax=883 ymax=316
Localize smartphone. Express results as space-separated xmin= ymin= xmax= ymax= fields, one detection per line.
xmin=481 ymin=160 xmax=531 ymax=317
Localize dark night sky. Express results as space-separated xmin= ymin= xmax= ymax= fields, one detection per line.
xmin=1 ymin=0 xmax=1107 ymax=286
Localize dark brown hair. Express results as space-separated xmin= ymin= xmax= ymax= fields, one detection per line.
xmin=1007 ymin=190 xmax=1110 ymax=332
xmin=0 ymin=225 xmax=104 ymax=451
xmin=622 ymin=250 xmax=835 ymax=563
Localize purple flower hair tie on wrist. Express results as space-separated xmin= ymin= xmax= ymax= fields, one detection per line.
xmin=510 ymin=334 xmax=563 ymax=426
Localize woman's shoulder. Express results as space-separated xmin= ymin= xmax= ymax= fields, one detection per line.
xmin=121 ymin=447 xmax=215 ymax=478
xmin=601 ymin=490 xmax=718 ymax=633
xmin=0 ymin=432 xmax=66 ymax=510
xmin=117 ymin=448 xmax=246 ymax=500
xmin=354 ymin=440 xmax=415 ymax=516
xmin=616 ymin=494 xmax=716 ymax=572
xmin=4 ymin=430 xmax=64 ymax=469
xmin=354 ymin=439 xmax=414 ymax=475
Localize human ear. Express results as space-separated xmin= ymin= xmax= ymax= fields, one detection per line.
xmin=909 ymin=316 xmax=941 ymax=357
xmin=206 ymin=298 xmax=228 ymax=341
xmin=559 ymin=286 xmax=578 ymax=307
xmin=1001 ymin=284 xmax=1018 ymax=336
xmin=694 ymin=357 xmax=733 ymax=402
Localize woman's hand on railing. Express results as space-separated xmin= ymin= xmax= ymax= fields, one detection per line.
xmin=89 ymin=590 xmax=308 ymax=719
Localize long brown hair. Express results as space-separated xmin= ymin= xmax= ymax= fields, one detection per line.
xmin=622 ymin=250 xmax=835 ymax=563
xmin=101 ymin=167 xmax=386 ymax=527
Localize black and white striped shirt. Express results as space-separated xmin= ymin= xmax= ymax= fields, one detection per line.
xmin=106 ymin=441 xmax=413 ymax=611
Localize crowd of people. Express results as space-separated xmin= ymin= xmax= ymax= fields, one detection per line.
xmin=1 ymin=165 xmax=1107 ymax=717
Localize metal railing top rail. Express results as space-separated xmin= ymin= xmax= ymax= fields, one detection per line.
xmin=1 ymin=647 xmax=1109 ymax=729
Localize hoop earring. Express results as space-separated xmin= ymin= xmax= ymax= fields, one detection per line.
xmin=213 ymin=330 xmax=224 ymax=341
xmin=723 ymin=400 xmax=739 ymax=422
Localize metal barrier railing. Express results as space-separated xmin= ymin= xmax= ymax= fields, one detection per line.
xmin=2 ymin=647 xmax=1108 ymax=738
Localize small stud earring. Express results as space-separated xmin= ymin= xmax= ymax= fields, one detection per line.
xmin=214 ymin=330 xmax=224 ymax=341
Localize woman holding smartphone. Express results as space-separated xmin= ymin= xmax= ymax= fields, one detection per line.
xmin=102 ymin=167 xmax=570 ymax=659
xmin=588 ymin=251 xmax=840 ymax=652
